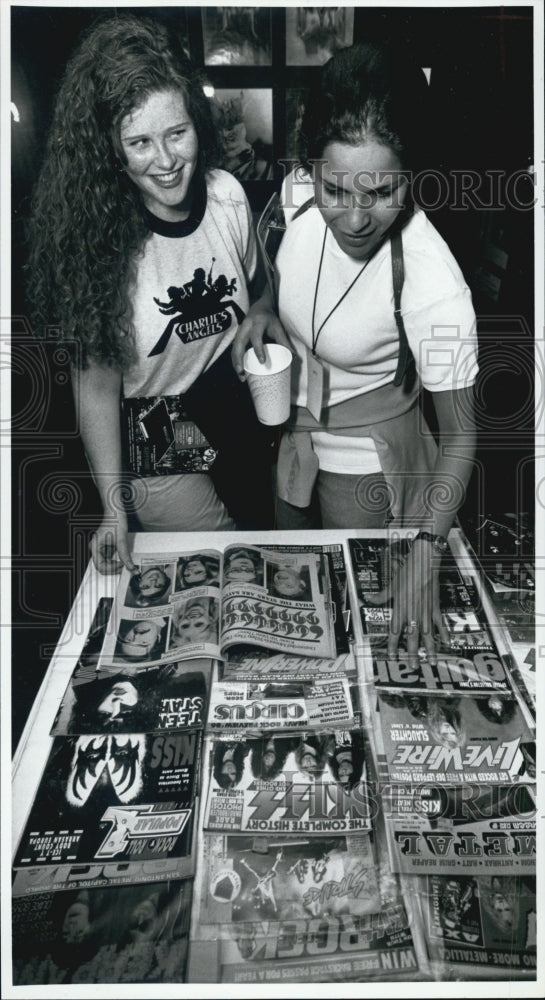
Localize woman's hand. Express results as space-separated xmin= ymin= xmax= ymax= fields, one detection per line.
xmin=365 ymin=540 xmax=448 ymax=663
xmin=232 ymin=295 xmax=292 ymax=380
xmin=90 ymin=512 xmax=137 ymax=575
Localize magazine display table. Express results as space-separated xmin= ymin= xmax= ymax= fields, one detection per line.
xmin=11 ymin=529 xmax=537 ymax=991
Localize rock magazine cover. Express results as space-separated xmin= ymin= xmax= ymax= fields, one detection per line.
xmin=373 ymin=691 xmax=535 ymax=786
xmin=13 ymin=731 xmax=202 ymax=869
xmin=188 ymin=834 xmax=420 ymax=983
xmin=202 ymin=729 xmax=372 ymax=836
xmin=51 ymin=660 xmax=213 ymax=737
xmin=381 ymin=782 xmax=536 ymax=876
xmin=419 ymin=873 xmax=536 ymax=978
xmin=206 ymin=675 xmax=360 ymax=735
xmin=12 ymin=879 xmax=193 ymax=985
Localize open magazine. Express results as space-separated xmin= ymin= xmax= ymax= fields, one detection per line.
xmin=98 ymin=545 xmax=340 ymax=669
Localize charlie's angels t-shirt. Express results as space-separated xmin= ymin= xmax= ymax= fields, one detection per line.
xmin=123 ymin=169 xmax=256 ymax=399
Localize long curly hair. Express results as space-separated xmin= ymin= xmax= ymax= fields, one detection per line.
xmin=26 ymin=14 xmax=220 ymax=370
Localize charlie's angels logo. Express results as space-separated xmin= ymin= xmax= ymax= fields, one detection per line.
xmin=148 ymin=258 xmax=245 ymax=356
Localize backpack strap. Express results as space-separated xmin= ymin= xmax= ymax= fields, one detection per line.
xmin=291 ymin=196 xmax=315 ymax=222
xmin=391 ymin=230 xmax=416 ymax=387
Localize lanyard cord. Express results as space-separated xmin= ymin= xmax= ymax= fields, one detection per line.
xmin=311 ymin=226 xmax=371 ymax=357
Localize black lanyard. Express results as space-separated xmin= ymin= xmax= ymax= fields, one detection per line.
xmin=311 ymin=226 xmax=371 ymax=357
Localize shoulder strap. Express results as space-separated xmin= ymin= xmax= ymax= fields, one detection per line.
xmin=391 ymin=231 xmax=416 ymax=387
xmin=292 ymin=196 xmax=315 ymax=222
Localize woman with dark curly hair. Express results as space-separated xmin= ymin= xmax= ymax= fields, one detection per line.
xmin=232 ymin=41 xmax=478 ymax=663
xmin=27 ymin=14 xmax=273 ymax=573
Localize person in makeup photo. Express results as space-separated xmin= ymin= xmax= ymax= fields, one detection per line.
xmin=267 ymin=563 xmax=312 ymax=601
xmin=27 ymin=14 xmax=274 ymax=577
xmin=223 ymin=548 xmax=264 ymax=586
xmin=169 ymin=596 xmax=219 ymax=647
xmin=114 ymin=619 xmax=166 ymax=662
xmin=233 ymin=41 xmax=478 ymax=665
xmin=125 ymin=565 xmax=172 ymax=607
xmin=175 ymin=553 xmax=220 ymax=590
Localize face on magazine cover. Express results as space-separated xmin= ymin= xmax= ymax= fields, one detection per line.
xmin=97 ymin=680 xmax=138 ymax=722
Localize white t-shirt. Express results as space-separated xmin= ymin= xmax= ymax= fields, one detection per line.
xmin=123 ymin=169 xmax=256 ymax=399
xmin=276 ymin=192 xmax=478 ymax=474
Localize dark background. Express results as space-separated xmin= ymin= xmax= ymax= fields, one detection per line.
xmin=11 ymin=6 xmax=535 ymax=750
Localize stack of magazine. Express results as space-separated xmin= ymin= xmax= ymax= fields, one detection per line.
xmin=349 ymin=536 xmax=537 ymax=980
xmin=188 ymin=542 xmax=423 ymax=984
xmin=12 ymin=585 xmax=212 ymax=984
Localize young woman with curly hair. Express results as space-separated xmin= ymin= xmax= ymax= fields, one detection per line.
xmin=27 ymin=14 xmax=273 ymax=573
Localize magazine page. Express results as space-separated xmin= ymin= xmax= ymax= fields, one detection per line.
xmin=98 ymin=550 xmax=223 ymax=668
xmin=206 ymin=675 xmax=359 ymax=735
xmin=189 ymin=834 xmax=420 ymax=984
xmin=202 ymin=729 xmax=372 ymax=836
xmin=220 ymin=545 xmax=338 ymax=659
xmin=12 ymin=856 xmax=196 ymax=897
xmin=373 ymin=691 xmax=535 ymax=786
xmin=348 ymin=538 xmax=515 ymax=695
xmin=419 ymin=873 xmax=537 ymax=978
xmin=51 ymin=659 xmax=214 ymax=737
xmin=13 ymin=731 xmax=202 ymax=869
xmin=12 ymin=879 xmax=193 ymax=985
xmin=382 ymin=782 xmax=536 ymax=876
xmin=222 ymin=648 xmax=357 ymax=682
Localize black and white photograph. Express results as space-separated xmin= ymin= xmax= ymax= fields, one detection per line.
xmin=4 ymin=2 xmax=543 ymax=995
xmin=286 ymin=6 xmax=354 ymax=65
xmin=202 ymin=5 xmax=272 ymax=66
xmin=212 ymin=88 xmax=274 ymax=181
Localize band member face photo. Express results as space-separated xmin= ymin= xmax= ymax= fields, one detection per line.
xmin=127 ymin=566 xmax=171 ymax=607
xmin=119 ymin=89 xmax=199 ymax=222
xmin=97 ymin=680 xmax=139 ymax=722
xmin=61 ymin=901 xmax=92 ymax=944
xmin=223 ymin=549 xmax=262 ymax=585
xmin=171 ymin=597 xmax=218 ymax=645
xmin=117 ymin=620 xmax=165 ymax=660
xmin=272 ymin=568 xmax=308 ymax=598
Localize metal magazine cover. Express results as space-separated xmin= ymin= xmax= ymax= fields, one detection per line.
xmin=189 ymin=834 xmax=419 ymax=983
xmin=206 ymin=675 xmax=360 ymax=735
xmin=13 ymin=730 xmax=202 ymax=868
xmin=420 ymin=873 xmax=536 ymax=978
xmin=51 ymin=659 xmax=214 ymax=736
xmin=381 ymin=782 xmax=536 ymax=875
xmin=373 ymin=691 xmax=535 ymax=785
xmin=203 ymin=729 xmax=372 ymax=836
xmin=12 ymin=878 xmax=192 ymax=985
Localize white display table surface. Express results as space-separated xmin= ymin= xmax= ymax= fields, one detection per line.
xmin=10 ymin=527 xmax=533 ymax=994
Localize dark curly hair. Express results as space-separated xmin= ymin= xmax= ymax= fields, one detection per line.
xmin=299 ymin=41 xmax=431 ymax=186
xmin=26 ymin=13 xmax=220 ymax=370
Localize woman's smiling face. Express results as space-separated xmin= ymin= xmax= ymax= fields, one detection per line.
xmin=119 ymin=88 xmax=199 ymax=222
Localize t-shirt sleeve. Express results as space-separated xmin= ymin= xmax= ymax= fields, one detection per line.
xmin=402 ymin=253 xmax=479 ymax=392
